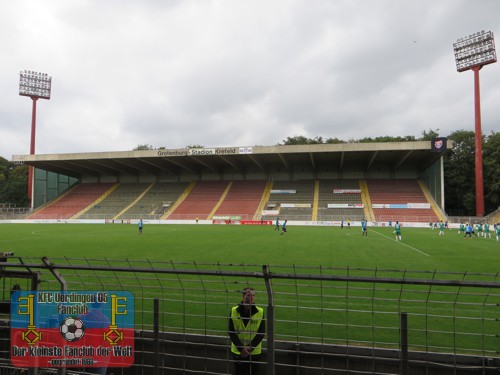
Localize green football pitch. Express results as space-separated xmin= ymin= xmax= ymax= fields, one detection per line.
xmin=1 ymin=223 xmax=498 ymax=355
xmin=0 ymin=223 xmax=498 ymax=273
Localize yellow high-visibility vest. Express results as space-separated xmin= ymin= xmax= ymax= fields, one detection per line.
xmin=230 ymin=306 xmax=264 ymax=355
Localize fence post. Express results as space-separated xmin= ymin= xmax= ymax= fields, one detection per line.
xmin=154 ymin=298 xmax=159 ymax=375
xmin=263 ymin=265 xmax=275 ymax=375
xmin=41 ymin=257 xmax=67 ymax=375
xmin=400 ymin=312 xmax=408 ymax=375
xmin=41 ymin=257 xmax=67 ymax=292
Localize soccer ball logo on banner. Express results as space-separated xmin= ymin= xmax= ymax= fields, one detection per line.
xmin=60 ymin=316 xmax=86 ymax=342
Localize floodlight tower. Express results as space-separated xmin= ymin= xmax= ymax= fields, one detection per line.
xmin=19 ymin=70 xmax=52 ymax=205
xmin=453 ymin=31 xmax=497 ymax=217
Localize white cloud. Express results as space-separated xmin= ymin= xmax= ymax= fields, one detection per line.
xmin=1 ymin=0 xmax=499 ymax=159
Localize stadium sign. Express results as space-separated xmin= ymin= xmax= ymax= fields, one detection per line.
xmin=188 ymin=148 xmax=237 ymax=156
xmin=11 ymin=290 xmax=134 ymax=368
xmin=239 ymin=147 xmax=253 ymax=154
xmin=157 ymin=150 xmax=188 ymax=157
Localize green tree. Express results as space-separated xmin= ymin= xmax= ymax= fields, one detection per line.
xmin=281 ymin=134 xmax=423 ymax=145
xmin=420 ymin=129 xmax=440 ymax=141
xmin=483 ymin=131 xmax=500 ymax=212
xmin=4 ymin=165 xmax=29 ymax=205
xmin=354 ymin=135 xmax=417 ymax=143
xmin=325 ymin=137 xmax=346 ymax=144
xmin=133 ymin=144 xmax=154 ymax=151
xmin=280 ymin=135 xmax=324 ymax=145
xmin=0 ymin=157 xmax=29 ymax=206
xmin=443 ymin=130 xmax=476 ymax=216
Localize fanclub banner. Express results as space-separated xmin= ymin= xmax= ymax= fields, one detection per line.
xmin=11 ymin=290 xmax=134 ymax=368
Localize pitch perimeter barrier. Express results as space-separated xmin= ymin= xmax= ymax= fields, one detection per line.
xmin=1 ymin=257 xmax=499 ymax=374
xmin=1 ymin=212 xmax=442 ymax=222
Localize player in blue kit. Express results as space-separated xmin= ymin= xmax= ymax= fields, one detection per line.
xmin=138 ymin=219 xmax=143 ymax=235
xmin=464 ymin=223 xmax=473 ymax=239
xmin=280 ymin=220 xmax=287 ymax=236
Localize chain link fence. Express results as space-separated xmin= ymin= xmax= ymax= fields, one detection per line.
xmin=1 ymin=256 xmax=499 ymax=374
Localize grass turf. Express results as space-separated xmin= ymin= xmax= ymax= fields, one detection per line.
xmin=1 ymin=223 xmax=498 ymax=273
xmin=1 ymin=223 xmax=498 ymax=355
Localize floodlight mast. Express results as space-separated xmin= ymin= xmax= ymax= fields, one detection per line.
xmin=19 ymin=70 xmax=52 ymax=206
xmin=453 ymin=31 xmax=497 ymax=216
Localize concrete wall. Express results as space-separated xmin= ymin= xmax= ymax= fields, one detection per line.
xmin=129 ymin=331 xmax=498 ymax=375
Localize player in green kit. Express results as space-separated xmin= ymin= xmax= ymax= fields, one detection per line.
xmin=496 ymin=224 xmax=500 ymax=241
xmin=438 ymin=221 xmax=445 ymax=236
xmin=476 ymin=223 xmax=483 ymax=238
xmin=484 ymin=222 xmax=491 ymax=239
xmin=458 ymin=223 xmax=465 ymax=235
xmin=394 ymin=221 xmax=402 ymax=241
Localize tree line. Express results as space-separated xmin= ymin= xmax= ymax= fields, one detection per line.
xmin=1 ymin=129 xmax=498 ymax=215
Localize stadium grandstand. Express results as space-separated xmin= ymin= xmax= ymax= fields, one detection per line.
xmin=6 ymin=139 xmax=500 ymax=375
xmin=11 ymin=140 xmax=450 ymax=224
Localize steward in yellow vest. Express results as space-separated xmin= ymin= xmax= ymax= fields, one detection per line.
xmin=228 ymin=288 xmax=266 ymax=374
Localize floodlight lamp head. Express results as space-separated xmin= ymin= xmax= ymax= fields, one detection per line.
xmin=453 ymin=30 xmax=497 ymax=72
xmin=19 ymin=69 xmax=52 ymax=99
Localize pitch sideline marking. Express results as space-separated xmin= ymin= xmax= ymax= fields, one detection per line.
xmin=371 ymin=229 xmax=430 ymax=257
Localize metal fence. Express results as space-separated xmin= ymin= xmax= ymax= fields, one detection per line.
xmin=1 ymin=256 xmax=499 ymax=374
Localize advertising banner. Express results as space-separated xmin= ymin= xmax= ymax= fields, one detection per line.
xmin=327 ymin=204 xmax=364 ymax=208
xmin=241 ymin=220 xmax=272 ymax=225
xmin=262 ymin=210 xmax=279 ymax=216
xmin=372 ymin=203 xmax=430 ymax=209
xmin=407 ymin=203 xmax=431 ymax=209
xmin=280 ymin=203 xmax=311 ymax=208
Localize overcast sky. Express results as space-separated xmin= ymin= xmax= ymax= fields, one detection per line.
xmin=1 ymin=0 xmax=499 ymax=159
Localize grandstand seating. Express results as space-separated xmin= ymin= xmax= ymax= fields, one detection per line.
xmin=25 ymin=178 xmax=443 ymax=223
xmin=367 ymin=179 xmax=439 ymax=223
xmin=317 ymin=180 xmax=364 ymax=221
xmin=213 ymin=180 xmax=267 ymax=220
xmin=167 ymin=181 xmax=229 ymax=220
xmin=268 ymin=180 xmax=315 ymax=221
xmin=78 ymin=183 xmax=150 ymax=220
xmin=28 ymin=183 xmax=115 ymax=220
xmin=116 ymin=182 xmax=189 ymax=220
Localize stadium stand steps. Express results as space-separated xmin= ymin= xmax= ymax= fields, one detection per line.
xmin=25 ymin=178 xmax=445 ymax=223
xmin=367 ymin=179 xmax=440 ymax=223
xmin=28 ymin=183 xmax=116 ymax=220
